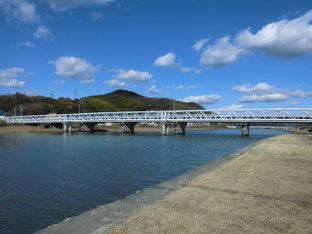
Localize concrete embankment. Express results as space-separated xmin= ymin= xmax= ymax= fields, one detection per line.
xmin=38 ymin=134 xmax=312 ymax=233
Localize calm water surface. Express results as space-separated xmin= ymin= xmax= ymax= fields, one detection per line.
xmin=0 ymin=129 xmax=288 ymax=233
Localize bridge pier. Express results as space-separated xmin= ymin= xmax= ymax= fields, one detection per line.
xmin=241 ymin=123 xmax=250 ymax=136
xmin=122 ymin=122 xmax=137 ymax=133
xmin=161 ymin=123 xmax=170 ymax=135
xmin=80 ymin=123 xmax=96 ymax=132
xmin=63 ymin=123 xmax=72 ymax=132
xmin=173 ymin=122 xmax=187 ymax=135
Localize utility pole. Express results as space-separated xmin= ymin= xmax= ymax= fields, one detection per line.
xmin=19 ymin=105 xmax=23 ymax=116
xmin=51 ymin=93 xmax=54 ymax=99
xmin=74 ymin=88 xmax=77 ymax=99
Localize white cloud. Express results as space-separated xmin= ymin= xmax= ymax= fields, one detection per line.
xmin=113 ymin=69 xmax=152 ymax=82
xmin=148 ymin=85 xmax=160 ymax=95
xmin=25 ymin=89 xmax=40 ymax=96
xmin=154 ymin=52 xmax=178 ymax=68
xmin=200 ymin=36 xmax=244 ymax=68
xmin=196 ymin=10 xmax=312 ymax=68
xmin=47 ymin=0 xmax=115 ymax=12
xmin=288 ymin=101 xmax=299 ymax=106
xmin=176 ymin=85 xmax=197 ymax=90
xmin=239 ymin=93 xmax=288 ymax=103
xmin=192 ymin=37 xmax=209 ymax=52
xmin=34 ymin=25 xmax=51 ymax=39
xmin=180 ymin=67 xmax=192 ymax=72
xmin=154 ymin=53 xmax=199 ymax=74
xmin=103 ymin=79 xmax=126 ymax=88
xmin=0 ymin=79 xmax=25 ymax=88
xmin=278 ymin=101 xmax=300 ymax=108
xmin=235 ymin=10 xmax=312 ymax=58
xmin=180 ymin=67 xmax=201 ymax=75
xmin=289 ymin=89 xmax=312 ymax=98
xmin=220 ymin=104 xmax=246 ymax=109
xmin=91 ymin=12 xmax=103 ymax=21
xmin=0 ymin=67 xmax=26 ymax=88
xmin=0 ymin=67 xmax=24 ymax=79
xmin=15 ymin=1 xmax=39 ymax=22
xmin=183 ymin=94 xmax=221 ymax=105
xmin=53 ymin=80 xmax=65 ymax=85
xmin=0 ymin=0 xmax=40 ymax=23
xmin=51 ymin=56 xmax=100 ymax=79
xmin=194 ymin=69 xmax=201 ymax=75
xmin=234 ymin=82 xmax=312 ymax=103
xmin=18 ymin=41 xmax=36 ymax=47
xmin=233 ymin=82 xmax=275 ymax=94
xmin=80 ymin=79 xmax=95 ymax=84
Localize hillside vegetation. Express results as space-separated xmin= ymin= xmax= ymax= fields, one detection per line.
xmin=0 ymin=90 xmax=203 ymax=116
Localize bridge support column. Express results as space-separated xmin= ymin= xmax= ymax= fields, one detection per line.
xmin=241 ymin=123 xmax=250 ymax=136
xmin=161 ymin=123 xmax=170 ymax=135
xmin=122 ymin=122 xmax=137 ymax=134
xmin=173 ymin=122 xmax=187 ymax=135
xmin=63 ymin=123 xmax=72 ymax=132
xmin=80 ymin=123 xmax=96 ymax=132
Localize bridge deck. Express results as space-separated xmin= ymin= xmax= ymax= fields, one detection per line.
xmin=4 ymin=109 xmax=312 ymax=124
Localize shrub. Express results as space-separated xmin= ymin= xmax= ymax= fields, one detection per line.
xmin=0 ymin=120 xmax=7 ymax=127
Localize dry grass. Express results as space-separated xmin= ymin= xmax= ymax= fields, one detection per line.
xmin=108 ymin=134 xmax=312 ymax=234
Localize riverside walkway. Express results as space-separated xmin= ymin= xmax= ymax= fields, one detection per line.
xmin=38 ymin=134 xmax=312 ymax=234
xmin=4 ymin=108 xmax=312 ymax=135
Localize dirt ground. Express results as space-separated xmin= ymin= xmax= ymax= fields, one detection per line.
xmin=0 ymin=125 xmax=63 ymax=133
xmin=108 ymin=134 xmax=312 ymax=233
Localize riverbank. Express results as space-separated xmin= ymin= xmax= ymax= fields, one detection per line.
xmin=0 ymin=125 xmax=63 ymax=133
xmin=37 ymin=133 xmax=312 ymax=233
xmin=108 ymin=134 xmax=312 ymax=233
xmin=1 ymin=124 xmax=305 ymax=134
xmin=0 ymin=124 xmax=227 ymax=133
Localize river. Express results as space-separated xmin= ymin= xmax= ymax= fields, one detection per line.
xmin=0 ymin=129 xmax=288 ymax=233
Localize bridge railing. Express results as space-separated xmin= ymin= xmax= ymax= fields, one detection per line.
xmin=4 ymin=108 xmax=312 ymax=124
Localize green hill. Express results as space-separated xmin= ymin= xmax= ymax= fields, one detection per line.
xmin=0 ymin=90 xmax=203 ymax=116
xmin=83 ymin=90 xmax=203 ymax=112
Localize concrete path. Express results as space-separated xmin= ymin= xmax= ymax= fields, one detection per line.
xmin=108 ymin=134 xmax=312 ymax=233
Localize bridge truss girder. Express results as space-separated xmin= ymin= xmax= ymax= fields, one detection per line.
xmin=4 ymin=109 xmax=312 ymax=125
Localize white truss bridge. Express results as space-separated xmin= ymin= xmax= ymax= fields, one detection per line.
xmin=5 ymin=108 xmax=312 ymax=124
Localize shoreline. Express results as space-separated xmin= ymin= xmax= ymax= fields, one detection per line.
xmin=36 ymin=136 xmax=271 ymax=234
xmin=0 ymin=124 xmax=295 ymax=134
xmin=0 ymin=124 xmax=228 ymax=134
xmin=0 ymin=125 xmax=64 ymax=133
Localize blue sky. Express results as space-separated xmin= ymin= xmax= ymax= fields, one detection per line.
xmin=0 ymin=0 xmax=312 ymax=109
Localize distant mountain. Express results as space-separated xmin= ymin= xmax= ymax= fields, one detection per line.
xmin=0 ymin=90 xmax=203 ymax=116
